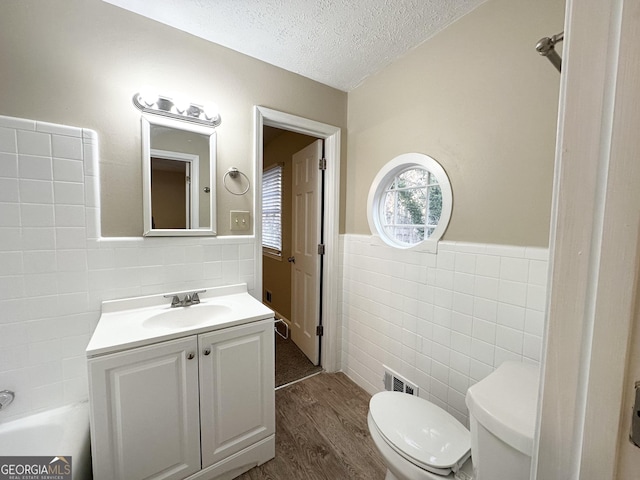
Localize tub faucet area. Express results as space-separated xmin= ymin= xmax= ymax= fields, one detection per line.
xmin=164 ymin=290 xmax=206 ymax=307
xmin=0 ymin=390 xmax=15 ymax=410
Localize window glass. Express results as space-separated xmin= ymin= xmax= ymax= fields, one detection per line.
xmin=262 ymin=164 xmax=283 ymax=254
xmin=367 ymin=153 xmax=452 ymax=250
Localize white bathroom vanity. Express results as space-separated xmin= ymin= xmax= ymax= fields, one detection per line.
xmin=86 ymin=284 xmax=275 ymax=480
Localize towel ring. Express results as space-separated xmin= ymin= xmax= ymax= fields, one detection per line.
xmin=223 ymin=167 xmax=250 ymax=195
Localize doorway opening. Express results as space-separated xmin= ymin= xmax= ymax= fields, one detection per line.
xmin=150 ymin=150 xmax=199 ymax=229
xmin=262 ymin=126 xmax=324 ymax=387
xmin=253 ymin=106 xmax=342 ymax=389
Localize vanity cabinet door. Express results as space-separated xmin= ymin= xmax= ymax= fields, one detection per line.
xmin=88 ymin=336 xmax=201 ymax=480
xmin=198 ymin=318 xmax=275 ymax=468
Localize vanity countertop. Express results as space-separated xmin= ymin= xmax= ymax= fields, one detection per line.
xmin=86 ymin=284 xmax=274 ymax=357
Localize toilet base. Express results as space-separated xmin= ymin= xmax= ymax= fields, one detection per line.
xmin=470 ymin=416 xmax=531 ymax=480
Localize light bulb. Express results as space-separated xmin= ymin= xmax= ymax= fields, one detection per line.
xmin=203 ymin=102 xmax=220 ymax=121
xmin=138 ymin=87 xmax=158 ymax=108
xmin=172 ymin=94 xmax=190 ymax=114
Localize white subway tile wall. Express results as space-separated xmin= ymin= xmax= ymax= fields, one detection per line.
xmin=340 ymin=235 xmax=548 ymax=426
xmin=0 ymin=115 xmax=255 ymax=421
xmin=1 ymin=113 xmax=549 ymax=428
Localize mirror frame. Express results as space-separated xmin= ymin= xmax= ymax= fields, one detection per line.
xmin=141 ymin=114 xmax=217 ymax=236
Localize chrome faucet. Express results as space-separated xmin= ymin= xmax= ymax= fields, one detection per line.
xmin=0 ymin=390 xmax=15 ymax=410
xmin=164 ymin=290 xmax=206 ymax=307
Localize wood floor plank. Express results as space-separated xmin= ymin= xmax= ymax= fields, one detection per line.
xmin=244 ymin=419 xmax=312 ymax=480
xmin=310 ymin=373 xmax=374 ymax=424
xmin=300 ymin=373 xmax=385 ymax=472
xmin=275 ymin=381 xmax=318 ymax=430
xmin=285 ymin=415 xmax=359 ymax=480
xmin=304 ymin=401 xmax=387 ymax=479
xmin=237 ymin=372 xmax=386 ymax=480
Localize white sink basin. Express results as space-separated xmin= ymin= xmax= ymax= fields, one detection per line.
xmin=86 ymin=284 xmax=275 ymax=357
xmin=142 ymin=304 xmax=233 ymax=329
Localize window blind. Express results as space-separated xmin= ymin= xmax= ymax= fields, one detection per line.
xmin=262 ymin=164 xmax=283 ymax=254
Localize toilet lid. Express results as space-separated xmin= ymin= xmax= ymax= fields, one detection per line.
xmin=369 ymin=392 xmax=471 ymax=473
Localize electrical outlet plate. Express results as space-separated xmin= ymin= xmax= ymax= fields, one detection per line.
xmin=230 ymin=210 xmax=250 ymax=231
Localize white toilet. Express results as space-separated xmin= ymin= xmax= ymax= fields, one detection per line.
xmin=367 ymin=361 xmax=539 ymax=480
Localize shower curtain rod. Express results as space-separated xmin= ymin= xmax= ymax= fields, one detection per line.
xmin=536 ymin=31 xmax=564 ymax=72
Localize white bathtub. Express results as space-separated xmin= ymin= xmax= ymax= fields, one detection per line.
xmin=0 ymin=402 xmax=92 ymax=479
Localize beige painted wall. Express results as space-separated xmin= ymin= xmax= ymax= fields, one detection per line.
xmin=0 ymin=0 xmax=347 ymax=236
xmin=262 ymin=128 xmax=318 ymax=320
xmin=346 ymin=0 xmax=564 ymax=246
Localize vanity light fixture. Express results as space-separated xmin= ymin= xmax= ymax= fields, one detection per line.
xmin=132 ymin=91 xmax=221 ymax=127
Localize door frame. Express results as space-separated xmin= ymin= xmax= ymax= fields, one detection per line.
xmin=150 ymin=149 xmax=200 ymax=229
xmin=253 ymin=106 xmax=341 ymax=372
xmin=534 ymin=0 xmax=640 ymax=478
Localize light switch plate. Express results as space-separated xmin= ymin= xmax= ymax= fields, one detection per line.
xmin=230 ymin=210 xmax=250 ymax=231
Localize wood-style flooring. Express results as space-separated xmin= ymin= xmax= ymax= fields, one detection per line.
xmin=237 ymin=372 xmax=387 ymax=480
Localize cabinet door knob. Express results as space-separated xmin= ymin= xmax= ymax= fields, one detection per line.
xmin=203 ymin=348 xmax=211 ymax=356
xmin=187 ymin=352 xmax=195 ymax=360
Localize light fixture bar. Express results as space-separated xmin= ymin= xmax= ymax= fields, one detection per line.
xmin=132 ymin=92 xmax=221 ymax=127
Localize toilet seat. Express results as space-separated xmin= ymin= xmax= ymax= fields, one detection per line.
xmin=369 ymin=392 xmax=471 ymax=476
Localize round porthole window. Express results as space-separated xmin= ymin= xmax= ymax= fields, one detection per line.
xmin=367 ymin=153 xmax=453 ymax=250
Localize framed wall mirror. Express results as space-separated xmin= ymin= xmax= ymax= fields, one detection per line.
xmin=141 ymin=115 xmax=217 ymax=236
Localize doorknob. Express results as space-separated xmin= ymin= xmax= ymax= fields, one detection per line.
xmin=287 ymin=256 xmax=296 ymax=263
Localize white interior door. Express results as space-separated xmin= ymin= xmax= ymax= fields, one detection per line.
xmin=290 ymin=139 xmax=323 ymax=365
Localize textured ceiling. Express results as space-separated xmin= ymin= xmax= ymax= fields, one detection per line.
xmin=103 ymin=0 xmax=487 ymax=91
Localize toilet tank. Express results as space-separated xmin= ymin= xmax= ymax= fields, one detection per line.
xmin=465 ymin=361 xmax=540 ymax=480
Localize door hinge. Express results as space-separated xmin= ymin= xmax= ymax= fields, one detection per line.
xmin=319 ymin=158 xmax=327 ymax=170
xmin=316 ymin=325 xmax=324 ymax=336
xmin=317 ymin=244 xmax=326 ymax=255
